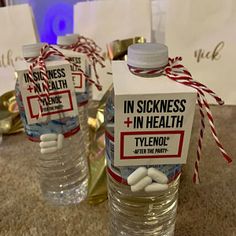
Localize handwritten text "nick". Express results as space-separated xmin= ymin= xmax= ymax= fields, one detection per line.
xmin=194 ymin=41 xmax=224 ymax=63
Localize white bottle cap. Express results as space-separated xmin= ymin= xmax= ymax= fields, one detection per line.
xmin=127 ymin=43 xmax=168 ymax=69
xmin=22 ymin=43 xmax=48 ymax=58
xmin=57 ymin=35 xmax=77 ymax=45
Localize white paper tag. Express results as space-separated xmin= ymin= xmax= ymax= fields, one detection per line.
xmin=113 ymin=61 xmax=197 ymax=166
xmin=56 ymin=48 xmax=87 ymax=93
xmin=16 ymin=60 xmax=78 ymax=125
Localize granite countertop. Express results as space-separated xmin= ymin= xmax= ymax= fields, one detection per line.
xmin=0 ymin=106 xmax=235 ymax=236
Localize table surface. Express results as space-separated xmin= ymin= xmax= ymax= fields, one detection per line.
xmin=0 ymin=106 xmax=235 ymax=236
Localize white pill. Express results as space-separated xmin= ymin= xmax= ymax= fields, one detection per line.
xmin=40 ymin=133 xmax=57 ymax=141
xmin=41 ymin=147 xmax=58 ymax=154
xmin=144 ymin=183 xmax=168 ymax=192
xmin=39 ymin=141 xmax=57 ymax=148
xmin=130 ymin=176 xmax=152 ymax=192
xmin=57 ymin=134 xmax=64 ymax=149
xmin=127 ymin=167 xmax=148 ymax=185
xmin=148 ymin=167 xmax=168 ymax=184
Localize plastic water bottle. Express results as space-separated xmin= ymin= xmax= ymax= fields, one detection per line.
xmin=105 ymin=43 xmax=181 ymax=235
xmin=15 ymin=43 xmax=88 ymax=205
xmin=57 ymin=35 xmax=90 ymax=155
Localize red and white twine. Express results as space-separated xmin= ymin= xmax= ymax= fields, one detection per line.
xmin=59 ymin=35 xmax=105 ymax=89
xmin=128 ymin=57 xmax=232 ymax=184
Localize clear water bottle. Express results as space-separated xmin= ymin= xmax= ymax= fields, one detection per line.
xmin=15 ymin=43 xmax=88 ymax=205
xmin=57 ymin=35 xmax=90 ymax=155
xmin=105 ymin=43 xmax=181 ymax=235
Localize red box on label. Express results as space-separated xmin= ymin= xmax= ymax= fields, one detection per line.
xmin=27 ymin=90 xmax=73 ymax=118
xmin=120 ymin=130 xmax=184 ymax=160
xmin=72 ymin=72 xmax=83 ymax=89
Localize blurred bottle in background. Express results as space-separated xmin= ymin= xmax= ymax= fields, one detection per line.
xmin=57 ymin=35 xmax=90 ymax=155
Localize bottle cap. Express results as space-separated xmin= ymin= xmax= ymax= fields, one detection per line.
xmin=57 ymin=35 xmax=78 ymax=45
xmin=22 ymin=43 xmax=47 ymax=58
xmin=127 ymin=43 xmax=168 ymax=69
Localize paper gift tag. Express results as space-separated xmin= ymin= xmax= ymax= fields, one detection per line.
xmin=0 ymin=4 xmax=38 ymax=96
xmin=74 ymin=0 xmax=152 ymax=100
xmin=55 ymin=48 xmax=87 ymax=93
xmin=166 ymin=0 xmax=236 ymax=104
xmin=112 ymin=61 xmax=197 ymax=166
xmin=16 ymin=60 xmax=78 ymax=125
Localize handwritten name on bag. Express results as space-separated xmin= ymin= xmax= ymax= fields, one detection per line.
xmin=194 ymin=41 xmax=224 ymax=63
xmin=0 ymin=49 xmax=23 ymax=67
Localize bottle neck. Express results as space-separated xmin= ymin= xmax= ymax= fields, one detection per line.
xmin=127 ymin=63 xmax=167 ymax=78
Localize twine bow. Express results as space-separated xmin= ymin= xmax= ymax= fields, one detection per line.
xmin=128 ymin=57 xmax=232 ymax=184
xmin=59 ymin=35 xmax=105 ymax=88
xmin=26 ymin=43 xmax=102 ymax=119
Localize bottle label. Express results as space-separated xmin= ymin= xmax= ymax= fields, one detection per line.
xmin=16 ymin=60 xmax=78 ymax=125
xmin=112 ymin=61 xmax=197 ymax=166
xmin=105 ymin=131 xmax=181 ymax=184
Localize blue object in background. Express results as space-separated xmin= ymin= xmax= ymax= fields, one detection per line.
xmin=8 ymin=0 xmax=81 ymax=44
xmin=40 ymin=2 xmax=74 ymax=44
